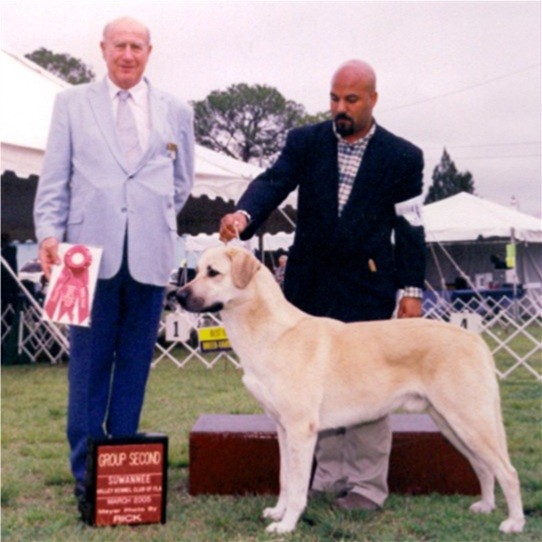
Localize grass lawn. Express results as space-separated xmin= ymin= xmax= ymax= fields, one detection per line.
xmin=2 ymin=356 xmax=541 ymax=541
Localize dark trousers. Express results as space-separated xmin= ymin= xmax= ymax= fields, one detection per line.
xmin=67 ymin=250 xmax=164 ymax=484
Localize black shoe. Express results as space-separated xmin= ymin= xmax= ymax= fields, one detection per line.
xmin=77 ymin=496 xmax=87 ymax=516
xmin=74 ymin=481 xmax=90 ymax=520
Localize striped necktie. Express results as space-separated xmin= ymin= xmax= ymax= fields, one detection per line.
xmin=116 ymin=90 xmax=142 ymax=169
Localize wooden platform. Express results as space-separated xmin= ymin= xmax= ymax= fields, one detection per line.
xmin=189 ymin=413 xmax=480 ymax=496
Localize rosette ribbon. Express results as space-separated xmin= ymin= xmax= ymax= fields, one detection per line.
xmin=44 ymin=245 xmax=93 ymax=324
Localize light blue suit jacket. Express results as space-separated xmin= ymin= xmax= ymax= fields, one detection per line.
xmin=34 ymin=77 xmax=194 ymax=286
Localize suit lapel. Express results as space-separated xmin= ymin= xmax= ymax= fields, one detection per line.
xmin=89 ymin=78 xmax=166 ymax=173
xmin=314 ymin=125 xmax=341 ymax=227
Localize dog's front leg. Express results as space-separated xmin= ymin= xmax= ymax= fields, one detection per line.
xmin=263 ymin=423 xmax=288 ymax=521
xmin=265 ymin=424 xmax=318 ymax=534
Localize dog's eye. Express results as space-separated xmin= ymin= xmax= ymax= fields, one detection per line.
xmin=207 ymin=266 xmax=220 ymax=278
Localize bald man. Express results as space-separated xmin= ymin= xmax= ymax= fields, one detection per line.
xmin=220 ymin=60 xmax=426 ymax=511
xmin=34 ymin=17 xmax=194 ymax=515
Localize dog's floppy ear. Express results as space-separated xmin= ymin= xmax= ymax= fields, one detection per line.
xmin=227 ymin=248 xmax=261 ymax=289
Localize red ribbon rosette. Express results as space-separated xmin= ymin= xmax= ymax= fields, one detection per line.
xmin=44 ymin=245 xmax=93 ymax=325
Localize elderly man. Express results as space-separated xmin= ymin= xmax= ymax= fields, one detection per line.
xmin=34 ymin=16 xmax=194 ymax=514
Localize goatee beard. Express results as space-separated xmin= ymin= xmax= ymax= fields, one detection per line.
xmin=334 ymin=114 xmax=354 ymax=137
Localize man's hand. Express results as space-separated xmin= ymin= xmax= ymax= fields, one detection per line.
xmin=39 ymin=237 xmax=60 ymax=280
xmin=219 ymin=212 xmax=249 ymax=242
xmin=397 ymin=297 xmax=423 ymax=319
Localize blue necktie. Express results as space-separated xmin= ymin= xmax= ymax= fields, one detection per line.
xmin=117 ymin=90 xmax=142 ymax=169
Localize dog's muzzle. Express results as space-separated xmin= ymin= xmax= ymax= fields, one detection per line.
xmin=176 ymin=287 xmax=223 ymax=313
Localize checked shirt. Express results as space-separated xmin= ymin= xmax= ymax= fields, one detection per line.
xmin=335 ymin=122 xmax=376 ymax=215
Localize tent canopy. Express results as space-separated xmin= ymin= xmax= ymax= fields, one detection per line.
xmin=1 ymin=46 xmax=297 ymax=240
xmin=423 ymin=192 xmax=541 ymax=244
xmin=423 ymin=193 xmax=541 ymax=291
xmin=0 ymin=47 xmax=299 ymax=208
xmin=3 ymin=47 xmax=539 ymax=252
xmin=1 ymin=48 xmax=70 ymax=176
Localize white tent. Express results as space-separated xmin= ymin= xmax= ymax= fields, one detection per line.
xmin=424 ymin=192 xmax=541 ymax=244
xmin=423 ymin=193 xmax=541 ymax=291
xmin=3 ymin=47 xmax=539 ymax=285
xmin=182 ymin=231 xmax=293 ymax=259
xmin=263 ymin=232 xmax=294 ymax=251
xmin=184 ymin=232 xmax=257 ymax=253
xmin=188 ymin=195 xmax=541 ymax=287
xmin=1 ymin=48 xmax=71 ymax=176
xmin=1 ymin=47 xmax=300 ymax=207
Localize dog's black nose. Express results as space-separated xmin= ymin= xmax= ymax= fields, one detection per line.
xmin=176 ymin=288 xmax=189 ymax=308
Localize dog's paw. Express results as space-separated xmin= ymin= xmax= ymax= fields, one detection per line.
xmin=499 ymin=517 xmax=525 ymax=533
xmin=263 ymin=506 xmax=285 ymax=521
xmin=469 ymin=501 xmax=494 ymax=514
xmin=265 ymin=521 xmax=294 ymax=534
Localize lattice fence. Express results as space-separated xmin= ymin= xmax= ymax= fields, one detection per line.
xmin=152 ymin=310 xmax=240 ymax=370
xmin=422 ymin=286 xmax=541 ymax=381
xmin=2 ymin=276 xmax=540 ymax=381
xmin=2 ymin=297 xmax=69 ymax=364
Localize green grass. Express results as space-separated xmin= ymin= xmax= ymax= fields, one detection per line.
xmin=2 ymin=359 xmax=541 ymax=541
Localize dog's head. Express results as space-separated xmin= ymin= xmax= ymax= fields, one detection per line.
xmin=177 ymin=246 xmax=261 ymax=313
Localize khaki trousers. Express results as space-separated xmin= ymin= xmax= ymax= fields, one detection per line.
xmin=311 ymin=415 xmax=392 ymax=506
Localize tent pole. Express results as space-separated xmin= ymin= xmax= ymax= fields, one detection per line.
xmin=511 ymin=227 xmax=519 ymax=322
xmin=258 ymin=233 xmax=264 ymax=262
xmin=278 ymin=207 xmax=296 ymax=227
xmin=426 ymin=235 xmax=495 ymax=315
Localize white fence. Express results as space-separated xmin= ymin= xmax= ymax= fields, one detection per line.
xmin=422 ymin=286 xmax=541 ymax=381
xmin=2 ymin=276 xmax=540 ymax=381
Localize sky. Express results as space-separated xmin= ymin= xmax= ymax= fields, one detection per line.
xmin=1 ymin=0 xmax=541 ymax=216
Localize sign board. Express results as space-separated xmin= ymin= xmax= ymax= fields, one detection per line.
xmin=165 ymin=312 xmax=192 ymax=342
xmin=506 ymin=243 xmax=516 ymax=269
xmin=449 ymin=312 xmax=483 ymax=334
xmin=198 ymin=326 xmax=232 ymax=352
xmin=83 ymin=434 xmax=168 ymax=526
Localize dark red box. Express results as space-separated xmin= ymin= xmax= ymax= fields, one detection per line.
xmin=84 ymin=433 xmax=168 ymax=526
xmin=387 ymin=414 xmax=479 ymax=495
xmin=189 ymin=414 xmax=479 ymax=496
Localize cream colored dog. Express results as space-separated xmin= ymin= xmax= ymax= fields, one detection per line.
xmin=178 ymin=246 xmax=525 ymax=535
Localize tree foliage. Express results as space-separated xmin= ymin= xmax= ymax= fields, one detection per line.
xmin=25 ymin=47 xmax=95 ymax=85
xmin=301 ymin=110 xmax=330 ymax=125
xmin=192 ymin=83 xmax=316 ymax=164
xmin=425 ymin=148 xmax=475 ymax=204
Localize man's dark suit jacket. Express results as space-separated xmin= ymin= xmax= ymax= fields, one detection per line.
xmin=237 ymin=121 xmax=426 ymax=323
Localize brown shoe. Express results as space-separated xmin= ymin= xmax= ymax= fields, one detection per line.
xmin=335 ymin=492 xmax=380 ymax=511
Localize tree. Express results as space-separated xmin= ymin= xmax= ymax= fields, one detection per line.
xmin=192 ymin=83 xmax=308 ymax=165
xmin=25 ymin=47 xmax=95 ymax=84
xmin=299 ymin=110 xmax=330 ymax=126
xmin=424 ymin=148 xmax=475 ymax=204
